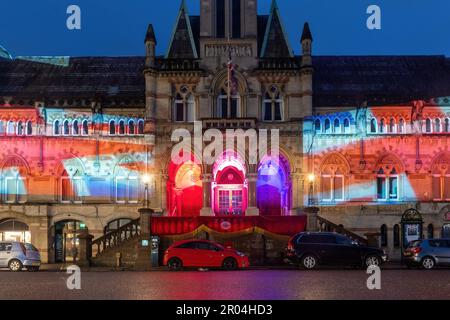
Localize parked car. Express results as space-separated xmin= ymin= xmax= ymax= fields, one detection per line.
xmin=0 ymin=242 xmax=41 ymax=272
xmin=284 ymin=232 xmax=388 ymax=270
xmin=403 ymin=239 xmax=450 ymax=270
xmin=163 ymin=240 xmax=249 ymax=271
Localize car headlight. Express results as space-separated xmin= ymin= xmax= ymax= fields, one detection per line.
xmin=236 ymin=251 xmax=245 ymax=257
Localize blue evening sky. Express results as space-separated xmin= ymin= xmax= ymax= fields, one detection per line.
xmin=1 ymin=0 xmax=449 ymax=57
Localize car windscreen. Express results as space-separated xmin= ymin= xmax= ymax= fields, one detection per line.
xmin=409 ymin=240 xmax=422 ymax=247
xmin=24 ymin=243 xmax=38 ymax=251
xmin=300 ymin=234 xmax=336 ymax=244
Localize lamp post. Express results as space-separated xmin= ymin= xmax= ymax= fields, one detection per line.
xmin=308 ymin=173 xmax=315 ymax=206
xmin=136 ymin=173 xmax=154 ymax=270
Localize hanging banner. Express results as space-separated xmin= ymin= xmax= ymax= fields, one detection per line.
xmin=150 ymin=216 xmax=307 ymax=236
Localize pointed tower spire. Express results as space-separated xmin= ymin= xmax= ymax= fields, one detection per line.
xmin=166 ymin=0 xmax=198 ymax=59
xmin=145 ymin=24 xmax=157 ymax=68
xmin=301 ymin=22 xmax=313 ymax=42
xmin=260 ymin=0 xmax=294 ymax=58
xmin=301 ymin=22 xmax=313 ymax=67
xmin=144 ymin=24 xmax=157 ymax=45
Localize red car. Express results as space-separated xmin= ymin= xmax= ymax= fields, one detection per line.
xmin=163 ymin=240 xmax=250 ymax=271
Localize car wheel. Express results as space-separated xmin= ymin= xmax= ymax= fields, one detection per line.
xmin=167 ymin=258 xmax=183 ymax=271
xmin=8 ymin=259 xmax=23 ymax=272
xmin=301 ymin=254 xmax=318 ymax=270
xmin=365 ymin=255 xmax=381 ymax=267
xmin=421 ymin=257 xmax=435 ymax=270
xmin=222 ymin=258 xmax=238 ymax=271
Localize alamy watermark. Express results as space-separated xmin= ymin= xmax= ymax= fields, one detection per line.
xmin=66 ymin=265 xmax=81 ymax=290
xmin=171 ymin=121 xmax=280 ymax=166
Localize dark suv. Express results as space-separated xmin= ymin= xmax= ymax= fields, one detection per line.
xmin=285 ymin=232 xmax=388 ymax=270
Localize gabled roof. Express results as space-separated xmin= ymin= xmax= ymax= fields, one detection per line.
xmin=166 ymin=0 xmax=198 ymax=59
xmin=260 ymin=0 xmax=294 ymax=58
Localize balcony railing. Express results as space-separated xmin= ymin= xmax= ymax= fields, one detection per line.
xmin=202 ymin=118 xmax=256 ymax=130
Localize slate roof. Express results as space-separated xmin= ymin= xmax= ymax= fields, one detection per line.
xmin=0 ymin=56 xmax=145 ymax=101
xmin=313 ymin=55 xmax=450 ymax=107
xmin=1 ymin=55 xmax=449 ymax=108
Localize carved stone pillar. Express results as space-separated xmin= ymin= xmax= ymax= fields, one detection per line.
xmin=161 ymin=174 xmax=168 ymax=215
xmin=246 ymin=173 xmax=259 ymax=216
xmin=200 ymin=174 xmax=214 ymax=216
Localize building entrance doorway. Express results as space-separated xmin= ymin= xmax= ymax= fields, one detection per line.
xmin=212 ymin=151 xmax=248 ymax=216
xmin=54 ymin=220 xmax=88 ymax=263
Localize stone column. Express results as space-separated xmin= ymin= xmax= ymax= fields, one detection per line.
xmin=290 ymin=173 xmax=303 ymax=215
xmin=200 ymin=174 xmax=214 ymax=216
xmin=304 ymin=207 xmax=319 ymax=232
xmin=246 ymin=173 xmax=259 ymax=216
xmin=76 ymin=233 xmax=94 ymax=268
xmin=161 ymin=174 xmax=168 ymax=215
xmin=135 ymin=208 xmax=154 ymax=270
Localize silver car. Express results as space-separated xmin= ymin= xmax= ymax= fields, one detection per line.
xmin=0 ymin=242 xmax=41 ymax=272
xmin=403 ymin=239 xmax=450 ymax=270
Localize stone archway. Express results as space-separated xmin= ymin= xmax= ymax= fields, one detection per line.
xmin=257 ymin=154 xmax=291 ymax=216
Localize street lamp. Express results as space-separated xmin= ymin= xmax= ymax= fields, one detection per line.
xmin=142 ymin=173 xmax=151 ymax=208
xmin=308 ymin=174 xmax=315 ymax=206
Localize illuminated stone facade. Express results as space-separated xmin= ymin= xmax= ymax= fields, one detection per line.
xmin=0 ymin=0 xmax=449 ymax=263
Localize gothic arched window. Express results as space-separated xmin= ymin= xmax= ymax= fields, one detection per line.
xmin=389 ymin=118 xmax=396 ymax=133
xmin=380 ymin=224 xmax=388 ymax=247
xmin=109 ymin=120 xmax=116 ymax=135
xmin=63 ymin=120 xmax=70 ymax=135
xmin=434 ymin=118 xmax=441 ymax=133
xmin=323 ymin=118 xmax=331 ymax=133
xmin=7 ymin=121 xmax=14 ymax=135
xmin=72 ymin=120 xmax=79 ymax=135
xmin=61 ymin=169 xmax=83 ymax=203
xmin=377 ymin=166 xmax=399 ymax=201
xmin=425 ymin=118 xmax=432 ymax=133
xmin=17 ymin=121 xmax=24 ymax=136
xmin=314 ymin=119 xmax=321 ymax=134
xmin=174 ymin=87 xmax=196 ymax=122
xmin=128 ymin=120 xmax=135 ymax=135
xmin=138 ymin=120 xmax=144 ymax=135
xmin=427 ymin=224 xmax=434 ymax=239
xmin=398 ymin=118 xmax=405 ymax=133
xmin=217 ymin=88 xmax=240 ymax=118
xmin=53 ymin=120 xmax=60 ymax=136
xmin=333 ymin=119 xmax=341 ymax=133
xmin=370 ymin=118 xmax=377 ymax=133
xmin=118 ymin=120 xmax=126 ymax=135
xmin=2 ymin=159 xmax=27 ymax=204
xmin=379 ymin=118 xmax=386 ymax=133
xmin=431 ymin=153 xmax=450 ymax=201
xmin=343 ymin=118 xmax=350 ymax=133
xmin=320 ymin=154 xmax=348 ymax=203
xmin=263 ymin=87 xmax=283 ymax=121
xmin=26 ymin=121 xmax=33 ymax=135
xmin=444 ymin=118 xmax=450 ymax=133
xmin=115 ymin=163 xmax=139 ymax=204
xmin=82 ymin=120 xmax=89 ymax=135
xmin=393 ymin=224 xmax=400 ymax=248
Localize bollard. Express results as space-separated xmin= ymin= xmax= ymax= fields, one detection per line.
xmin=115 ymin=252 xmax=122 ymax=268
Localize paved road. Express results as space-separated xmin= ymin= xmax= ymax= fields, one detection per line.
xmin=0 ymin=269 xmax=449 ymax=300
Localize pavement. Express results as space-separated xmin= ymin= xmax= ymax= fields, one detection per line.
xmin=0 ymin=268 xmax=449 ymax=300
xmin=38 ymin=261 xmax=408 ymax=272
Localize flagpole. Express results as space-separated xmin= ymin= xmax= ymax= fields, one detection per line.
xmin=227 ymin=34 xmax=231 ymax=118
